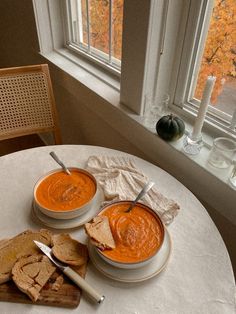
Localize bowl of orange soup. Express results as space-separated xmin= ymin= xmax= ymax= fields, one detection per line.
xmin=96 ymin=201 xmax=165 ymax=269
xmin=34 ymin=168 xmax=97 ymax=219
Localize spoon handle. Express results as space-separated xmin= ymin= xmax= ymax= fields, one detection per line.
xmin=50 ymin=151 xmax=71 ymax=175
xmin=125 ymin=181 xmax=155 ymax=212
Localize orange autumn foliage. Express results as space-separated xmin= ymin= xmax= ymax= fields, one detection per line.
xmin=194 ymin=0 xmax=236 ymax=104
xmin=81 ymin=0 xmax=123 ymax=60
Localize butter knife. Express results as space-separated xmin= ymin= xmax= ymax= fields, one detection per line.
xmin=34 ymin=240 xmax=105 ymax=304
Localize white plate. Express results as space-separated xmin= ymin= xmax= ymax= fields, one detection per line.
xmin=88 ymin=227 xmax=172 ymax=283
xmin=31 ymin=187 xmax=104 ymax=229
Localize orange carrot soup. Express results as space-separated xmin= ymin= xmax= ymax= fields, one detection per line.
xmin=100 ymin=202 xmax=164 ymax=263
xmin=36 ymin=169 xmax=96 ymax=211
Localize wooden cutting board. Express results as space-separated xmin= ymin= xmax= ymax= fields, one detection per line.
xmin=0 ymin=265 xmax=87 ymax=308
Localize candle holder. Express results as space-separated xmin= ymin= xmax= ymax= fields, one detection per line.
xmin=182 ymin=133 xmax=203 ymax=155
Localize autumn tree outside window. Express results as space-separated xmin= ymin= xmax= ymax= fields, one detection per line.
xmin=194 ymin=0 xmax=236 ymax=119
xmin=174 ymin=0 xmax=236 ymax=137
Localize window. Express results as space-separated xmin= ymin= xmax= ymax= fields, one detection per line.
xmin=62 ymin=0 xmax=123 ymax=74
xmin=173 ymin=0 xmax=236 ymax=138
xmin=33 ymin=0 xmax=236 ymax=139
xmin=194 ymin=0 xmax=236 ymax=130
xmin=33 ymin=0 xmax=154 ymax=114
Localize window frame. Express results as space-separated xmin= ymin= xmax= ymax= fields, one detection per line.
xmin=33 ymin=0 xmax=164 ymax=115
xmin=172 ymin=0 xmax=236 ymax=138
xmin=61 ymin=0 xmax=122 ymax=75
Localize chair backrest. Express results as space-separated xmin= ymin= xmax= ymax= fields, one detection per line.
xmin=0 ymin=64 xmax=62 ymax=144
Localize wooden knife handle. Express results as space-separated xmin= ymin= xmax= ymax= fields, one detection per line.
xmin=63 ymin=267 xmax=105 ymax=303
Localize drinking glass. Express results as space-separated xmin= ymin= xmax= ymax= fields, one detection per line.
xmin=208 ymin=137 xmax=236 ymax=169
xmin=143 ymin=93 xmax=170 ymax=128
xmin=155 ymin=93 xmax=170 ymax=116
xmin=143 ymin=94 xmax=155 ymax=128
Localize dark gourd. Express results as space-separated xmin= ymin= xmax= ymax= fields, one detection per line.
xmin=156 ymin=114 xmax=185 ymax=141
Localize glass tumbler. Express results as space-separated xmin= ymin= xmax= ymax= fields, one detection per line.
xmin=155 ymin=93 xmax=170 ymax=116
xmin=143 ymin=94 xmax=155 ymax=128
xmin=208 ymin=137 xmax=236 ymax=169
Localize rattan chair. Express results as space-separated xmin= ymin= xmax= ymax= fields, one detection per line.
xmin=0 ymin=64 xmax=62 ymax=144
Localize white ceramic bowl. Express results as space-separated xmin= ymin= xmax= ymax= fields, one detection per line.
xmin=34 ymin=167 xmax=97 ymax=220
xmin=95 ymin=201 xmax=165 ymax=269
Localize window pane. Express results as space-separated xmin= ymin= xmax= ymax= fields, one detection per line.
xmin=194 ymin=0 xmax=236 ymax=118
xmin=111 ymin=0 xmax=123 ymax=60
xmin=87 ymin=0 xmax=110 ymax=55
xmin=66 ymin=0 xmax=123 ymax=69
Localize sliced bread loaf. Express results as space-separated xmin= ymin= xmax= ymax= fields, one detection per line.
xmin=0 ymin=229 xmax=52 ymax=284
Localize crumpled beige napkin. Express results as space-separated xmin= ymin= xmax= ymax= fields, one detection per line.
xmin=86 ymin=156 xmax=180 ymax=225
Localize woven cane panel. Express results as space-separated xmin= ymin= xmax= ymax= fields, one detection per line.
xmin=0 ymin=72 xmax=54 ymax=136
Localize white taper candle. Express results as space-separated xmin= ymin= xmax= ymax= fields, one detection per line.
xmin=192 ymin=76 xmax=216 ymax=139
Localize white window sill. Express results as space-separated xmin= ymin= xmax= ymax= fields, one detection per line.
xmin=123 ymin=105 xmax=234 ymax=181
xmin=41 ymin=49 xmax=120 ymax=105
xmin=142 ymin=118 xmax=235 ymax=187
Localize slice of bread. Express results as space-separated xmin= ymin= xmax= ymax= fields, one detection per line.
xmin=84 ymin=216 xmax=116 ymax=250
xmin=51 ymin=233 xmax=88 ymax=266
xmin=0 ymin=229 xmax=52 ymax=284
xmin=12 ymin=254 xmax=56 ymax=301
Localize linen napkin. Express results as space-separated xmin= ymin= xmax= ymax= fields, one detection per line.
xmin=86 ymin=155 xmax=180 ymax=225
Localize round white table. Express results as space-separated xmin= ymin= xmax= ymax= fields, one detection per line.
xmin=0 ymin=145 xmax=235 ymax=314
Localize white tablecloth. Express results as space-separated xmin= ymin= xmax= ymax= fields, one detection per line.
xmin=0 ymin=145 xmax=235 ymax=314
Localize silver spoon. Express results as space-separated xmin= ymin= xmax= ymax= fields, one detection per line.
xmin=125 ymin=181 xmax=155 ymax=213
xmin=49 ymin=151 xmax=71 ymax=175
